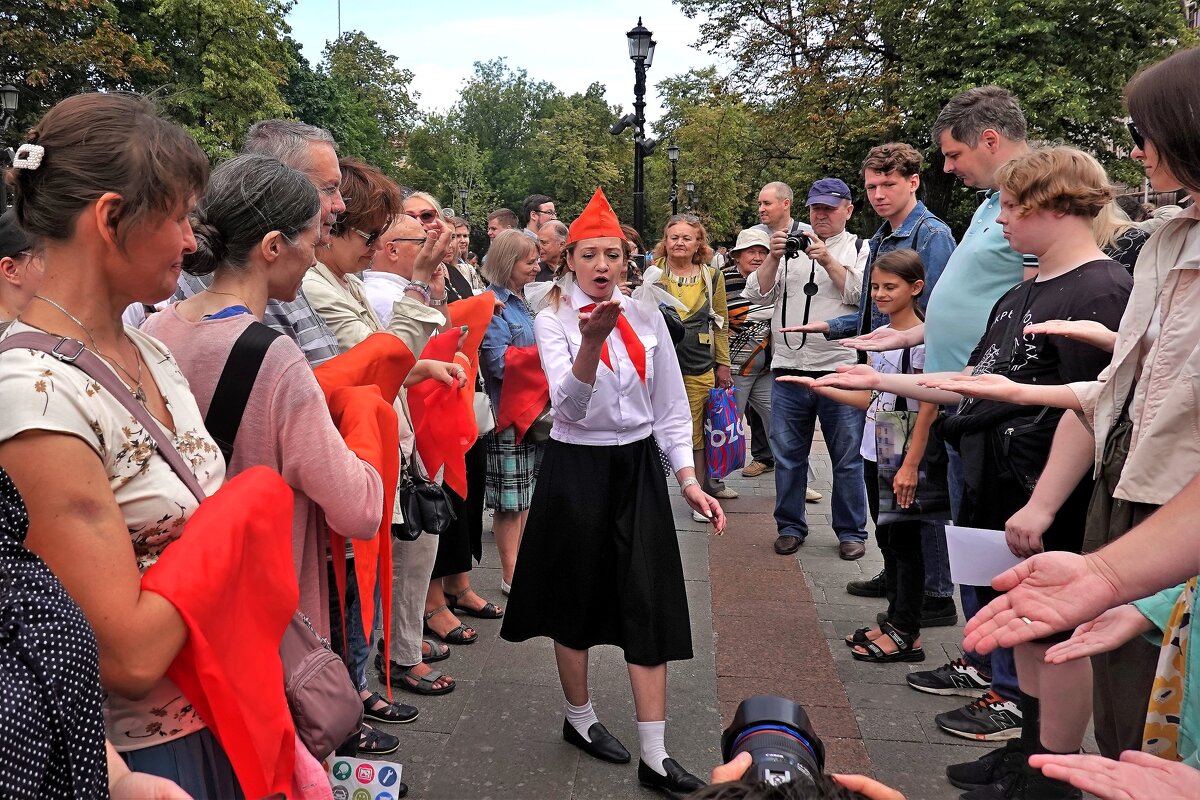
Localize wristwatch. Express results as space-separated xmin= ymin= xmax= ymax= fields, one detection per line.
xmin=680 ymin=477 xmax=700 ymax=491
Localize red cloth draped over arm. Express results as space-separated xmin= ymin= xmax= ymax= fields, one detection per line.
xmin=407 ymin=329 xmax=476 ymax=499
xmin=313 ymin=334 xmax=411 ymax=696
xmin=495 ymin=344 xmax=550 ymax=443
xmin=140 ymin=467 xmax=297 ymax=800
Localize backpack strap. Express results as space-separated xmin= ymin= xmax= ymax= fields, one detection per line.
xmin=204 ymin=321 xmax=283 ymax=463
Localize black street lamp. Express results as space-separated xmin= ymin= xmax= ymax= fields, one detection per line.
xmin=458 ymin=187 xmax=469 ymax=218
xmin=626 ymin=18 xmax=655 ymax=241
xmin=667 ymin=143 xmax=679 ymax=216
xmin=0 ymin=85 xmax=18 ymax=214
xmin=685 ymin=180 xmax=696 ymax=212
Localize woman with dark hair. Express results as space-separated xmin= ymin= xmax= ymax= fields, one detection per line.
xmin=0 ymin=92 xmax=239 ymax=794
xmin=653 ymin=214 xmax=734 ymax=512
xmin=141 ymin=154 xmax=419 ymax=747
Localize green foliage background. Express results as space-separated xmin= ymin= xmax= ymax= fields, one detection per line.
xmin=1 ymin=0 xmax=1191 ymax=245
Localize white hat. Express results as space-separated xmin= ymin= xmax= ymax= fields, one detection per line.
xmin=729 ymin=228 xmax=771 ymax=254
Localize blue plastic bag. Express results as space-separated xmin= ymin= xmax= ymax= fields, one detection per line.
xmin=703 ymin=387 xmax=745 ymax=481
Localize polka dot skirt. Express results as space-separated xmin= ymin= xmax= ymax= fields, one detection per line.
xmin=0 ymin=467 xmax=107 ymax=798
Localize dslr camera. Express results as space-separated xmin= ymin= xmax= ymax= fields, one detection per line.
xmin=784 ymin=231 xmax=813 ymax=260
xmin=722 ymin=695 xmax=825 ymax=788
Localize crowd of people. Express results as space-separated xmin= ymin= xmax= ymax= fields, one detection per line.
xmin=0 ymin=40 xmax=1198 ymax=800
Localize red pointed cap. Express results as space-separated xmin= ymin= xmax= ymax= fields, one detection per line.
xmin=567 ymin=188 xmax=625 ymax=245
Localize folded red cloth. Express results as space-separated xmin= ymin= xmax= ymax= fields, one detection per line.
xmin=496 ymin=344 xmax=550 ymax=443
xmin=141 ymin=467 xmax=297 ymax=800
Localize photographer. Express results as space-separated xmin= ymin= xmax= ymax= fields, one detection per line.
xmin=744 ymin=180 xmax=870 ymax=560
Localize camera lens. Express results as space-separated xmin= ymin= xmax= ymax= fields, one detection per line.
xmin=721 ymin=695 xmax=825 ymax=788
xmin=784 ymin=234 xmax=804 ymax=259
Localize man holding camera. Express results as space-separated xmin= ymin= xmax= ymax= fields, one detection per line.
xmin=744 ymin=179 xmax=870 ymax=560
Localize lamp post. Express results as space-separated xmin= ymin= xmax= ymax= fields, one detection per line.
xmin=0 ymin=85 xmax=18 ymax=214
xmin=458 ymin=187 xmax=469 ymax=218
xmin=685 ymin=180 xmax=696 ymax=212
xmin=626 ymin=18 xmax=655 ymax=241
xmin=667 ymin=143 xmax=679 ymax=216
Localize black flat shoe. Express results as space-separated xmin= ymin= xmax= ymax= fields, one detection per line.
xmin=638 ymin=758 xmax=706 ymax=795
xmin=562 ymin=719 xmax=631 ymax=763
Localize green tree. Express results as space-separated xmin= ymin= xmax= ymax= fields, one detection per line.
xmin=138 ymin=0 xmax=295 ymax=156
xmin=0 ymin=0 xmax=164 ymax=139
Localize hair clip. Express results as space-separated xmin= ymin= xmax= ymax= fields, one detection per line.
xmin=12 ymin=144 xmax=45 ymax=171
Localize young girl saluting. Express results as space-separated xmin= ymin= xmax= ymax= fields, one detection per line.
xmin=782 ymin=248 xmax=934 ymax=662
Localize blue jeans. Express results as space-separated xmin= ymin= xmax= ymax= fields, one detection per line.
xmin=769 ymin=374 xmax=867 ymax=543
xmin=921 ymin=523 xmax=953 ymax=598
xmin=329 ymin=559 xmax=372 ymax=692
xmin=947 ymin=441 xmax=1019 ymax=701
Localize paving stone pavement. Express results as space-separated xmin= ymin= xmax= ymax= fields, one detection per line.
xmin=358 ymin=432 xmax=1090 ymax=798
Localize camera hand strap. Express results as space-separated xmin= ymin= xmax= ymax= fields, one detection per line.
xmin=779 ymin=220 xmax=818 ymax=351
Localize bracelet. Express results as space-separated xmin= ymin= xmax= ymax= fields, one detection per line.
xmin=430 ymin=294 xmax=448 ymax=306
xmin=680 ymin=477 xmax=700 ymax=491
xmin=405 ymin=280 xmax=432 ymax=303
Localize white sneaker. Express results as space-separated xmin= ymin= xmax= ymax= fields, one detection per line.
xmin=692 ymin=510 xmax=710 ymax=523
xmin=805 ymin=487 xmax=823 ymax=502
xmin=711 ymin=487 xmax=739 ymax=499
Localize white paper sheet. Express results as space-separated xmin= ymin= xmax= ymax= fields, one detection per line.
xmin=945 ymin=525 xmax=1025 ymax=586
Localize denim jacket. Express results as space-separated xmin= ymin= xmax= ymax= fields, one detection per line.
xmin=480 ymin=283 xmax=538 ymax=412
xmin=826 ymin=202 xmax=957 ymax=339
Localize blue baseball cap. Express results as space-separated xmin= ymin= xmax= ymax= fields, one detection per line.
xmin=806 ymin=178 xmax=853 ymax=207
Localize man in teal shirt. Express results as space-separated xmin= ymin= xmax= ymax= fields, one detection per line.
xmin=905 ymin=88 xmax=1038 ymax=770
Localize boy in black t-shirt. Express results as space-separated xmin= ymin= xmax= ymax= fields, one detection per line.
xmin=801 ymin=147 xmax=1131 ymax=799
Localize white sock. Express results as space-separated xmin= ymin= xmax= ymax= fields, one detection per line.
xmin=637 ymin=719 xmax=669 ymax=775
xmin=566 ymin=699 xmax=600 ymax=742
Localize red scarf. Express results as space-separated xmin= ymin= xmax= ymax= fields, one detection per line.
xmin=579 ymin=303 xmax=647 ymax=382
xmin=313 ymin=333 xmax=414 ymax=697
xmin=141 ymin=467 xmax=297 ymax=800
xmin=407 ymin=328 xmax=477 ymax=500
xmin=495 ymin=344 xmax=550 ymax=442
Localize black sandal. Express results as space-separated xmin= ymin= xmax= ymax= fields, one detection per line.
xmin=361 ymin=691 xmax=419 ymax=724
xmin=844 ymin=625 xmax=882 ymax=648
xmin=851 ymin=621 xmax=925 ymax=663
xmin=423 ymin=604 xmax=478 ymax=645
xmin=444 ymin=589 xmax=504 ymax=619
xmin=358 ymin=724 xmax=400 ymax=755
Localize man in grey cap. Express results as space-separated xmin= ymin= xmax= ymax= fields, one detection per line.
xmin=0 ymin=210 xmax=41 ymax=336
xmin=744 ymin=178 xmax=871 ymax=560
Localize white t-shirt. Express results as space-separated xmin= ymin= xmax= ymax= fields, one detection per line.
xmin=860 ymin=330 xmax=925 ymax=462
xmin=0 ymin=322 xmax=225 ymax=751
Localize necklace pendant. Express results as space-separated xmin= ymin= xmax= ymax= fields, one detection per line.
xmin=134 ymin=386 xmax=147 ymax=404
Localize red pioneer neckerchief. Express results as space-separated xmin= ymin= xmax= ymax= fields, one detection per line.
xmin=578 ymin=303 xmax=647 ymax=382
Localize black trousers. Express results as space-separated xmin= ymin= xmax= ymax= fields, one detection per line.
xmin=865 ymin=459 xmax=925 ymax=635
xmin=746 ymin=405 xmax=773 ymax=464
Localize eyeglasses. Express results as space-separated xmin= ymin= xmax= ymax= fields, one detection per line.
xmin=405 ymin=209 xmax=441 ymax=224
xmin=387 ymin=237 xmax=427 ymax=246
xmin=1126 ymin=120 xmax=1145 ymax=151
xmin=534 ymin=208 xmax=557 ymax=218
xmin=352 ymin=227 xmax=385 ymax=248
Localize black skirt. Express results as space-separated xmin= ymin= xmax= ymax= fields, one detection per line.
xmin=432 ymin=438 xmax=487 ymax=578
xmin=500 ymin=436 xmax=694 ymax=666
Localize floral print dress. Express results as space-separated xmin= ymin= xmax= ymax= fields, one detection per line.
xmin=0 ymin=321 xmax=225 ymax=752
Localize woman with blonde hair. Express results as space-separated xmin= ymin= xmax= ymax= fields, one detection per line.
xmin=479 ymin=229 xmax=545 ymax=594
xmin=653 ymin=214 xmax=734 ymax=514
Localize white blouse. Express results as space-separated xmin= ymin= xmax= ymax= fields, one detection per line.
xmin=535 ymin=284 xmax=694 ymax=473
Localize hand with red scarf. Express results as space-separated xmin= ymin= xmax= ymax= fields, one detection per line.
xmin=572 ymin=300 xmax=621 ymax=385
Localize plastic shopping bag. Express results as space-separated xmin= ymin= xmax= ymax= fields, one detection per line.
xmin=704 ymin=387 xmax=745 ymax=481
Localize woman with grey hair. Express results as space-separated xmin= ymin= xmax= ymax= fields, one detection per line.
xmin=142 ymin=153 xmax=416 ymax=754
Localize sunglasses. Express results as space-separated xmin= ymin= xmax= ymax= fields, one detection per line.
xmin=405 ymin=209 xmax=441 ymax=224
xmin=352 ymin=227 xmax=384 ymax=248
xmin=387 ymin=237 xmax=427 ymax=246
xmin=1126 ymin=120 xmax=1145 ymax=151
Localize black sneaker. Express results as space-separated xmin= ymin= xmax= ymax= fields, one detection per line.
xmin=907 ymin=657 xmax=992 ymax=696
xmin=847 ymin=569 xmax=886 ymax=597
xmin=960 ymin=762 xmax=1080 ymax=799
xmin=922 ymin=595 xmax=959 ymax=627
xmin=947 ymin=740 xmax=1026 ymax=790
xmin=936 ymin=691 xmax=1022 ymax=741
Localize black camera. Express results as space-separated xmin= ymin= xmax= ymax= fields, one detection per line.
xmin=784 ymin=232 xmax=812 ymax=260
xmin=721 ymin=696 xmax=826 ymax=788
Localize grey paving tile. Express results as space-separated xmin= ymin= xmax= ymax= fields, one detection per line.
xmin=854 ymin=708 xmax=929 ymax=744
xmin=865 ymin=739 xmax=994 ymax=800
